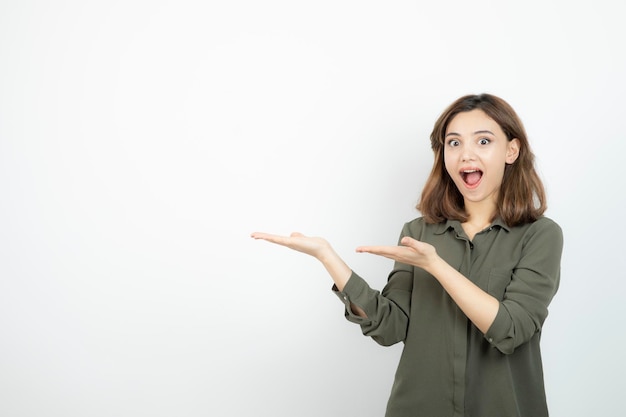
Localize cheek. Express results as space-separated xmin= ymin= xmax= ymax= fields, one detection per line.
xmin=490 ymin=160 xmax=508 ymax=182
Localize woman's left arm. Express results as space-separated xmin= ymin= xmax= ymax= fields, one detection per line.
xmin=358 ymin=219 xmax=564 ymax=353
xmin=357 ymin=238 xmax=500 ymax=333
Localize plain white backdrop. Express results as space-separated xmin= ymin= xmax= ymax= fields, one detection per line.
xmin=1 ymin=1 xmax=624 ymax=416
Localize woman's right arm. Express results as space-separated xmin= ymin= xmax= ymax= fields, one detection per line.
xmin=251 ymin=230 xmax=414 ymax=344
xmin=250 ymin=231 xmax=367 ymax=317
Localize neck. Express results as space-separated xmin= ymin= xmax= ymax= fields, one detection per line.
xmin=464 ymin=199 xmax=497 ymax=227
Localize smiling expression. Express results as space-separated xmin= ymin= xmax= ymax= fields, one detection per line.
xmin=444 ymin=109 xmax=520 ymax=209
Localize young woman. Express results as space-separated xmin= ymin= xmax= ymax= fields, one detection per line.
xmin=251 ymin=94 xmax=563 ymax=417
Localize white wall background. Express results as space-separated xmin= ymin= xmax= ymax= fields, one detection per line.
xmin=1 ymin=1 xmax=624 ymax=416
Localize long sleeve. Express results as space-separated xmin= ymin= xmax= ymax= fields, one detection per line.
xmin=333 ymin=263 xmax=413 ymax=346
xmin=484 ymin=217 xmax=563 ymax=354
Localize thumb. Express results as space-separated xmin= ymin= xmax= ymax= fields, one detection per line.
xmin=290 ymin=232 xmax=305 ymax=238
xmin=400 ymin=236 xmax=419 ymax=248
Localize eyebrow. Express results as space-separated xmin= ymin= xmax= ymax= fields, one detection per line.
xmin=445 ymin=130 xmax=495 ymax=138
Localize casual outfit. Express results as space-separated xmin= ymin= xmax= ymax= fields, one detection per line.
xmin=333 ymin=216 xmax=563 ymax=417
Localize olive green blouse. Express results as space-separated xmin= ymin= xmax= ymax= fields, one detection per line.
xmin=334 ymin=216 xmax=563 ymax=417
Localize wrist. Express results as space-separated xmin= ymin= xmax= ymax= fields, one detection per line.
xmin=424 ymin=255 xmax=446 ymax=276
xmin=317 ymin=246 xmax=352 ymax=290
xmin=317 ymin=245 xmax=338 ymax=265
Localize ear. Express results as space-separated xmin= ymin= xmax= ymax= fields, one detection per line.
xmin=506 ymin=138 xmax=520 ymax=164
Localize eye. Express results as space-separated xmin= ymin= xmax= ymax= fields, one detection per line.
xmin=478 ymin=137 xmax=491 ymax=145
xmin=447 ymin=139 xmax=460 ymax=147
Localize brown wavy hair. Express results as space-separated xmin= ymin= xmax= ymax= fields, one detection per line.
xmin=417 ymin=93 xmax=546 ymax=227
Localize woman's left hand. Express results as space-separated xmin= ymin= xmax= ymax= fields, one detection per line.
xmin=356 ymin=236 xmax=439 ymax=270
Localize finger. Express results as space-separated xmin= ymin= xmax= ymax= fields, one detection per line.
xmin=356 ymin=245 xmax=397 ymax=255
xmin=251 ymin=232 xmax=277 ymax=239
xmin=250 ymin=232 xmax=290 ymax=245
xmin=357 ymin=247 xmax=406 ymax=264
xmin=290 ymin=232 xmax=305 ymax=238
xmin=356 ymin=245 xmax=375 ymax=253
xmin=400 ymin=238 xmax=433 ymax=257
xmin=400 ymin=236 xmax=419 ymax=248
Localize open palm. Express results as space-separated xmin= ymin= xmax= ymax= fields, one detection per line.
xmin=251 ymin=232 xmax=331 ymax=259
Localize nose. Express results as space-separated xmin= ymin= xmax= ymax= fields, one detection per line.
xmin=461 ymin=143 xmax=476 ymax=162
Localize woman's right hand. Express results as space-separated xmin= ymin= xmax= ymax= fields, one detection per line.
xmin=251 ymin=231 xmax=357 ymax=301
xmin=250 ymin=232 xmax=333 ymax=261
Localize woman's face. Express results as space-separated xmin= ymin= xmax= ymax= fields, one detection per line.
xmin=443 ymin=109 xmax=520 ymax=209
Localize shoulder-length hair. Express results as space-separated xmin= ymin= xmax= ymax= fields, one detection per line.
xmin=417 ymin=93 xmax=547 ymax=227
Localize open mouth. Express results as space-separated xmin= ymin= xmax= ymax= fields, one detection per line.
xmin=461 ymin=169 xmax=483 ymax=187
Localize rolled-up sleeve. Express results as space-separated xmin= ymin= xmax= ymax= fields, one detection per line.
xmin=333 ymin=265 xmax=413 ymax=346
xmin=485 ymin=218 xmax=563 ymax=354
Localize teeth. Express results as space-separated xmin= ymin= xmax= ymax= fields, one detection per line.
xmin=463 ymin=170 xmax=478 ymax=173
